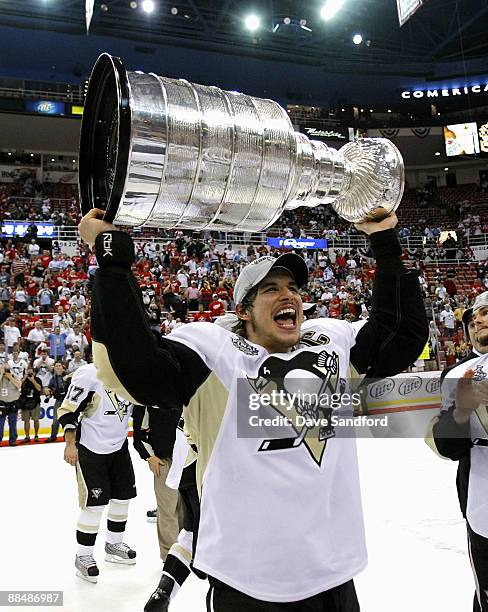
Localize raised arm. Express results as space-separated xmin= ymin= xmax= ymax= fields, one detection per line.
xmin=350 ymin=217 xmax=428 ymax=378
xmin=426 ymin=361 xmax=486 ymax=461
xmin=79 ymin=210 xmax=210 ymax=408
xmin=2 ymin=369 xmax=22 ymax=390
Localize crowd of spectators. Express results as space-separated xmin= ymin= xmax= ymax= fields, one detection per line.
xmin=2 ymin=175 xmax=488 ymax=253
xmin=0 ymin=178 xmax=79 ymax=226
xmin=2 ymin=175 xmax=488 ymax=444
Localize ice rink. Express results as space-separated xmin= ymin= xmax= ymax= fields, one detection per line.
xmin=0 ymin=437 xmax=475 ymax=612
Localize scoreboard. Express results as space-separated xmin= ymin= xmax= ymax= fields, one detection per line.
xmin=396 ymin=0 xmax=425 ymax=26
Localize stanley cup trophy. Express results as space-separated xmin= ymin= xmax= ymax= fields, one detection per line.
xmin=79 ymin=54 xmax=404 ymax=232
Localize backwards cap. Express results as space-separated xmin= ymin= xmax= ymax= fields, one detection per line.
xmin=233 ymin=253 xmax=308 ymax=306
xmin=462 ymin=291 xmax=488 ymax=335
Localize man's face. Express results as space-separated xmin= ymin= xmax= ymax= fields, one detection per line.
xmin=471 ymin=305 xmax=488 ymax=349
xmin=238 ymin=269 xmax=303 ymax=354
xmin=54 ymin=363 xmax=63 ymax=374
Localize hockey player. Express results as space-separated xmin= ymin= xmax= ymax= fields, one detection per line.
xmin=59 ymin=363 xmax=137 ymax=583
xmin=426 ymin=291 xmax=488 ymax=611
xmin=79 ymin=209 xmax=427 ymax=611
xmin=143 ymin=426 xmax=199 ymax=612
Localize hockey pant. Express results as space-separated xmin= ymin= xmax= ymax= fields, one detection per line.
xmin=206 ymin=577 xmax=360 ymax=612
xmin=468 ymin=523 xmax=488 ymax=612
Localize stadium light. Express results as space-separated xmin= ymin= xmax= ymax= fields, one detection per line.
xmin=320 ymin=0 xmax=345 ymax=21
xmin=245 ymin=14 xmax=260 ymax=32
xmin=142 ymin=0 xmax=155 ymax=14
xmin=352 ymin=33 xmax=363 ymax=45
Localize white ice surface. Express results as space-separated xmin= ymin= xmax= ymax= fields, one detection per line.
xmin=0 ymin=439 xmax=475 ymax=612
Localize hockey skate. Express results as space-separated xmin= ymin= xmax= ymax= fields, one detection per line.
xmin=146 ymin=509 xmax=157 ymax=523
xmin=104 ymin=542 xmax=136 ymax=564
xmin=143 ymin=575 xmax=175 ymax=612
xmin=75 ymin=554 xmax=99 ymax=583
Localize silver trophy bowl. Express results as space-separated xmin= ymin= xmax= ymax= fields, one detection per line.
xmin=79 ymin=54 xmax=404 ymax=232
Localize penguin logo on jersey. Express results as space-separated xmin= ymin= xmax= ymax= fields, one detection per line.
xmin=104 ymin=389 xmax=131 ymax=421
xmin=91 ymin=488 xmax=103 ymax=499
xmin=247 ymin=350 xmax=341 ymax=466
xmin=472 ymin=365 xmax=487 ymax=381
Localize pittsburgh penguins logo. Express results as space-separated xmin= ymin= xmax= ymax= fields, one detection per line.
xmin=247 ymin=350 xmax=341 ymax=466
xmin=472 ymin=365 xmax=487 ymax=381
xmin=472 ymin=364 xmax=488 ymax=436
xmin=104 ymin=389 xmax=131 ymax=422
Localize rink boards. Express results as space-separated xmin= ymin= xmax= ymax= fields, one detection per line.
xmin=1 ymin=371 xmax=442 ymax=444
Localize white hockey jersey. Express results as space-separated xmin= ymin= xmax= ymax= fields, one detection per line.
xmin=441 ymin=353 xmax=488 ymax=538
xmin=169 ymin=319 xmax=366 ymax=602
xmin=59 ymin=363 xmax=132 ymax=454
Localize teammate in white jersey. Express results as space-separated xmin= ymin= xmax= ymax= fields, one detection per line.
xmin=58 ymin=363 xmax=137 ymax=583
xmin=427 ymin=291 xmax=488 ymax=611
xmin=80 ymin=209 xmax=427 ymax=611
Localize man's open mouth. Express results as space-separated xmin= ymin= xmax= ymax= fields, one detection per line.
xmin=273 ymin=307 xmax=297 ymax=329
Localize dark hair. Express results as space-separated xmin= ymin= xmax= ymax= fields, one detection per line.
xmin=232 ymin=285 xmax=259 ymax=338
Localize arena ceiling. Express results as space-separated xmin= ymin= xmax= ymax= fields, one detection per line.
xmin=0 ymin=0 xmax=487 ymax=69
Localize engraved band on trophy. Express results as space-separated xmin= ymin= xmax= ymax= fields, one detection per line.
xmin=79 ymin=54 xmax=404 ymax=232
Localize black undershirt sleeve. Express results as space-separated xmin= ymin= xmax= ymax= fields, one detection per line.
xmin=350 ymin=229 xmax=429 ymax=378
xmin=91 ymin=231 xmax=210 ymax=408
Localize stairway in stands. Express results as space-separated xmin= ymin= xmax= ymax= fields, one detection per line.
xmin=424 ymin=262 xmax=478 ymax=369
xmin=424 ymin=262 xmax=476 ymax=294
